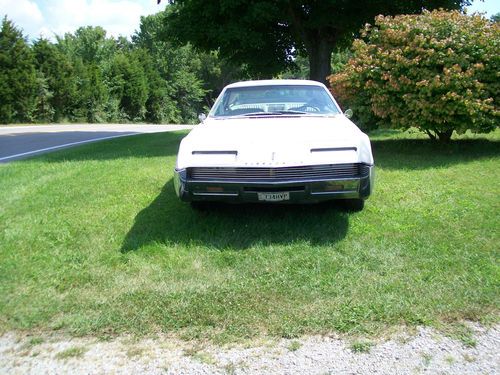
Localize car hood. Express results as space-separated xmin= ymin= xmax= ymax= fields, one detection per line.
xmin=176 ymin=115 xmax=373 ymax=169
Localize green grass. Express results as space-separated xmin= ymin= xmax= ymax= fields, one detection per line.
xmin=349 ymin=340 xmax=373 ymax=353
xmin=0 ymin=129 xmax=498 ymax=343
xmin=55 ymin=346 xmax=87 ymax=360
xmin=287 ymin=340 xmax=302 ymax=352
xmin=28 ymin=337 xmax=44 ymax=346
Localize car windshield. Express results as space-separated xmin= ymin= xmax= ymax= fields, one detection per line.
xmin=211 ymin=85 xmax=341 ymax=118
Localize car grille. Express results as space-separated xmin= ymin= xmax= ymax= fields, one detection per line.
xmin=188 ymin=163 xmax=369 ymax=181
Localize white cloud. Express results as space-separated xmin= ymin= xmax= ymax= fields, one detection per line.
xmin=2 ymin=0 xmax=163 ymax=40
xmin=0 ymin=0 xmax=44 ymax=38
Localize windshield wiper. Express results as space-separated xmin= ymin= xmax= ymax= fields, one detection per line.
xmin=241 ymin=110 xmax=308 ymax=116
xmin=274 ymin=110 xmax=308 ymax=114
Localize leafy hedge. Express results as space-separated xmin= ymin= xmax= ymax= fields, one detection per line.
xmin=329 ymin=10 xmax=499 ymax=141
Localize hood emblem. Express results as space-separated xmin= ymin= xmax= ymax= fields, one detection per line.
xmin=271 ymin=152 xmax=275 ymax=161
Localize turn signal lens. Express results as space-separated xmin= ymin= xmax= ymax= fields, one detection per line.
xmin=322 ymin=183 xmax=344 ymax=192
xmin=206 ymin=186 xmax=224 ymax=192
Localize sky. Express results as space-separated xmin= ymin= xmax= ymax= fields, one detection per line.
xmin=466 ymin=0 xmax=500 ymax=16
xmin=0 ymin=0 xmax=165 ymax=40
xmin=1 ymin=0 xmax=499 ymax=41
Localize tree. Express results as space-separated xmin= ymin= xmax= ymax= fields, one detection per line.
xmin=197 ymin=51 xmax=250 ymax=107
xmin=137 ymin=49 xmax=174 ymax=123
xmin=106 ymin=51 xmax=149 ymax=121
xmin=162 ymin=0 xmax=471 ymax=84
xmin=71 ymin=60 xmax=108 ymax=123
xmin=57 ymin=26 xmax=116 ymax=64
xmin=329 ymin=10 xmax=499 ymax=141
xmin=0 ymin=17 xmax=37 ymax=123
xmin=33 ymin=38 xmax=78 ymax=121
xmin=492 ymin=13 xmax=500 ymax=23
xmin=133 ymin=12 xmax=206 ymax=123
xmin=33 ymin=71 xmax=55 ymax=122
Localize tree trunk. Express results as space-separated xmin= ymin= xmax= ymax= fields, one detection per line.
xmin=426 ymin=128 xmax=453 ymax=142
xmin=308 ymin=39 xmax=333 ymax=85
xmin=436 ymin=129 xmax=453 ymax=142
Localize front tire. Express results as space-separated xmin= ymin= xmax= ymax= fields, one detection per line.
xmin=190 ymin=201 xmax=210 ymax=211
xmin=340 ymin=199 xmax=365 ymax=212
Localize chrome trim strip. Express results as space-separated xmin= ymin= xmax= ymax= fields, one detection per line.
xmin=311 ymin=190 xmax=358 ymax=196
xmin=188 ymin=177 xmax=361 ymax=185
xmin=192 ymin=192 xmax=239 ymax=196
xmin=310 ymin=147 xmax=357 ymax=152
xmin=192 ymin=150 xmax=238 ymax=155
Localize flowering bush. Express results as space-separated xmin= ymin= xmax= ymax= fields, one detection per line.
xmin=329 ymin=10 xmax=499 ymax=141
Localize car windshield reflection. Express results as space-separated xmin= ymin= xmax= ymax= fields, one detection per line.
xmin=211 ymin=85 xmax=341 ymax=118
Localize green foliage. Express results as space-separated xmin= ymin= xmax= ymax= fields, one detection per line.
xmin=136 ymin=49 xmax=172 ymax=123
xmin=196 ymin=50 xmax=250 ymax=109
xmin=65 ymin=26 xmax=116 ymax=64
xmin=165 ymin=0 xmax=471 ymax=82
xmin=106 ymin=51 xmax=148 ymax=121
xmin=33 ymin=71 xmax=54 ymax=122
xmin=330 ymin=49 xmax=352 ymax=75
xmin=0 ymin=13 xmax=241 ymax=124
xmin=72 ymin=61 xmax=108 ymax=123
xmin=279 ymin=55 xmax=309 ymax=79
xmin=350 ymin=340 xmax=373 ymax=353
xmin=133 ymin=12 xmax=235 ymax=122
xmin=329 ymin=11 xmax=500 ymax=141
xmin=0 ymin=17 xmax=37 ymax=123
xmin=55 ymin=346 xmax=87 ymax=359
xmin=33 ymin=38 xmax=78 ymax=121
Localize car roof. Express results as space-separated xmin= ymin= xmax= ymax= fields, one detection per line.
xmin=225 ymin=79 xmax=326 ymax=89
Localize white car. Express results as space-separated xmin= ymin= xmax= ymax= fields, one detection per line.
xmin=174 ymin=79 xmax=374 ymax=210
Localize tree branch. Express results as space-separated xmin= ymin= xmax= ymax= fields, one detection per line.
xmin=425 ymin=129 xmax=437 ymax=140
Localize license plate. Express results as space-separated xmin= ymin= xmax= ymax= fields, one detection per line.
xmin=257 ymin=192 xmax=290 ymax=202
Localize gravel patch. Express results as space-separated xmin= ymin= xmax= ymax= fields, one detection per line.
xmin=1 ymin=324 xmax=498 ymax=374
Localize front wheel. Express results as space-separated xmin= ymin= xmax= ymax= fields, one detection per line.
xmin=190 ymin=201 xmax=211 ymax=211
xmin=340 ymin=199 xmax=365 ymax=212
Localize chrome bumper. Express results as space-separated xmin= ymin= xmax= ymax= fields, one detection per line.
xmin=174 ymin=165 xmax=374 ymax=203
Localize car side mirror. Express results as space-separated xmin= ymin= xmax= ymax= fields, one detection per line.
xmin=198 ymin=113 xmax=207 ymax=123
xmin=344 ymin=108 xmax=353 ymax=119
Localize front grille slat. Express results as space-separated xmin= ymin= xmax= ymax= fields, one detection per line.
xmin=189 ymin=163 xmax=368 ymax=181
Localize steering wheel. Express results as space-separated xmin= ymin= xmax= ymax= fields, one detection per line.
xmin=294 ymin=104 xmax=321 ymax=113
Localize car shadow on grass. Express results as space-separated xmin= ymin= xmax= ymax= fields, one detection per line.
xmin=119 ymin=135 xmax=499 ymax=252
xmin=121 ymin=179 xmax=350 ymax=252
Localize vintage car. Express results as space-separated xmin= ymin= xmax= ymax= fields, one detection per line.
xmin=174 ymin=80 xmax=374 ymax=210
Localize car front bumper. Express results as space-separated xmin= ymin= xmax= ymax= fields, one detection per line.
xmin=174 ymin=165 xmax=374 ymax=203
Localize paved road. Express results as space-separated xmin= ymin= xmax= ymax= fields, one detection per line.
xmin=0 ymin=124 xmax=193 ymax=162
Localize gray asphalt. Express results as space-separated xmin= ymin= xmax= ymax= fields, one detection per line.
xmin=0 ymin=124 xmax=193 ymax=162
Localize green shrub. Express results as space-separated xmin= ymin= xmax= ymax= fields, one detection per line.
xmin=0 ymin=17 xmax=37 ymax=123
xmin=329 ymin=10 xmax=499 ymax=141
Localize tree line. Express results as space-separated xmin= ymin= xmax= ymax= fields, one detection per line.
xmin=2 ymin=1 xmax=472 ymax=125
xmin=0 ymin=12 xmax=247 ymax=124
xmin=1 ymin=2 xmax=498 ymax=139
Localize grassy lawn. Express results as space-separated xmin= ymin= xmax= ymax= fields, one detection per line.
xmin=0 ymin=129 xmax=498 ymax=342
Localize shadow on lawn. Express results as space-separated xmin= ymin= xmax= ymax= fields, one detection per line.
xmin=121 ymin=179 xmax=350 ymax=252
xmin=120 ymin=135 xmax=499 ymax=251
xmin=372 ymin=138 xmax=500 ymax=170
